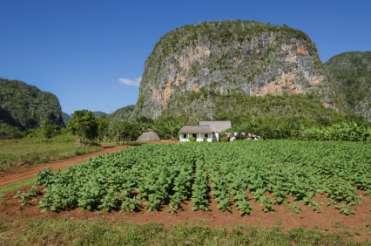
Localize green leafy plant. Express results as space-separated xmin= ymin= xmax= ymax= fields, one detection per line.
xmin=68 ymin=110 xmax=98 ymax=144
xmin=34 ymin=140 xmax=371 ymax=215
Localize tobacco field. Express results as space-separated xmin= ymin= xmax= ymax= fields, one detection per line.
xmin=36 ymin=140 xmax=371 ymax=214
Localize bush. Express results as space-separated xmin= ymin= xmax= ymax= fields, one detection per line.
xmin=68 ymin=110 xmax=98 ymax=144
xmin=0 ymin=123 xmax=24 ymax=139
xmin=230 ymin=117 xmax=302 ymax=139
xmin=300 ymin=122 xmax=369 ymax=141
xmin=41 ymin=121 xmax=61 ymax=139
xmin=231 ymin=118 xmax=369 ymax=141
xmin=152 ymin=116 xmax=184 ymax=139
xmin=107 ymin=120 xmax=142 ymax=142
xmin=96 ymin=117 xmax=110 ymax=142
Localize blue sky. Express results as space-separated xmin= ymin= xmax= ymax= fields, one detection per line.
xmin=1 ymin=0 xmax=370 ymax=114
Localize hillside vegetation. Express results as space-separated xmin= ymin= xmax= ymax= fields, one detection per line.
xmin=110 ymin=105 xmax=135 ymax=121
xmin=0 ymin=78 xmax=64 ymax=138
xmin=326 ymin=51 xmax=371 ymax=121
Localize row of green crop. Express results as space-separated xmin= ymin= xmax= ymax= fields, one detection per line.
xmin=31 ymin=141 xmax=371 ymax=215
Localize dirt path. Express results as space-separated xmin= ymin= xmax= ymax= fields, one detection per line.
xmin=0 ymin=145 xmax=127 ymax=186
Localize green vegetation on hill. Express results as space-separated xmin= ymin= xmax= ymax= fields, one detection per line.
xmin=62 ymin=112 xmax=71 ymax=124
xmin=0 ymin=78 xmax=64 ymax=138
xmin=110 ymin=105 xmax=135 ymax=121
xmin=165 ymin=91 xmax=366 ymax=139
xmin=147 ymin=20 xmax=319 ymax=72
xmin=93 ymin=111 xmax=108 ymax=118
xmin=326 ymin=51 xmax=371 ymax=121
xmin=103 ymin=93 xmax=369 ymax=142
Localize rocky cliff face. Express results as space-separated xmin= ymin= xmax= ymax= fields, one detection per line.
xmin=325 ymin=52 xmax=371 ymax=122
xmin=134 ymin=21 xmax=326 ymax=119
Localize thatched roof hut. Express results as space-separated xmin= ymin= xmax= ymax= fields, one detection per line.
xmin=137 ymin=131 xmax=160 ymax=142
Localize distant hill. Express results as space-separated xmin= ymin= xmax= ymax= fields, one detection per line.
xmin=128 ymin=20 xmax=370 ymax=124
xmin=133 ymin=20 xmax=327 ymax=120
xmin=325 ymin=51 xmax=371 ymax=121
xmin=62 ymin=112 xmax=71 ymax=124
xmin=0 ymin=78 xmax=64 ymax=136
xmin=63 ymin=111 xmax=108 ymax=124
xmin=93 ymin=111 xmax=109 ymax=118
xmin=110 ymin=105 xmax=135 ymax=121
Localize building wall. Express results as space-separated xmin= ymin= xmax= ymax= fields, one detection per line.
xmin=179 ymin=132 xmax=214 ymax=142
xmin=197 ymin=133 xmax=214 ymax=142
xmin=179 ymin=133 xmax=189 ymax=142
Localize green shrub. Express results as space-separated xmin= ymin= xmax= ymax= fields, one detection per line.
xmin=300 ymin=122 xmax=369 ymax=141
xmin=107 ymin=120 xmax=142 ymax=142
xmin=68 ymin=110 xmax=98 ymax=144
xmin=0 ymin=123 xmax=24 ymax=139
xmin=26 ymin=121 xmax=61 ymax=139
xmin=96 ymin=116 xmax=110 ymax=142
xmin=152 ymin=116 xmax=184 ymax=139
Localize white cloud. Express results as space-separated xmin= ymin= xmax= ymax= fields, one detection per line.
xmin=118 ymin=76 xmax=141 ymax=87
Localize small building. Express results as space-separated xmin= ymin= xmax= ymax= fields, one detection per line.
xmin=179 ymin=121 xmax=231 ymax=142
xmin=179 ymin=125 xmax=216 ymax=142
xmin=137 ymin=131 xmax=160 ymax=143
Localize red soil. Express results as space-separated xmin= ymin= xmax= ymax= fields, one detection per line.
xmin=1 ymin=190 xmax=370 ymax=242
xmin=0 ymin=145 xmax=127 ymax=186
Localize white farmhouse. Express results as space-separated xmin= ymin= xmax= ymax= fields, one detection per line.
xmin=179 ymin=121 xmax=231 ymax=142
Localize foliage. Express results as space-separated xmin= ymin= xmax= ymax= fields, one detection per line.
xmin=107 ymin=120 xmax=142 ymax=142
xmin=62 ymin=112 xmax=71 ymax=125
xmin=110 ymin=105 xmax=135 ymax=121
xmin=326 ymin=51 xmax=371 ymax=121
xmin=37 ymin=168 xmax=55 ymax=186
xmin=0 ymin=123 xmax=24 ymax=139
xmin=37 ymin=141 xmax=371 ymax=215
xmin=168 ymin=93 xmax=349 ymax=129
xmin=106 ymin=115 xmax=184 ymax=142
xmin=145 ymin=20 xmax=319 ymax=78
xmin=300 ymin=122 xmax=369 ymax=141
xmin=68 ymin=110 xmax=98 ymax=144
xmin=96 ymin=116 xmax=110 ymax=142
xmin=0 ymin=78 xmax=64 ymax=135
xmin=15 ymin=185 xmax=39 ymax=206
xmin=40 ymin=121 xmax=61 ymax=139
xmin=92 ymin=111 xmax=108 ymax=118
xmin=165 ymin=92 xmax=366 ymax=140
xmin=152 ymin=116 xmax=184 ymax=139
